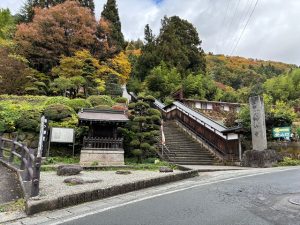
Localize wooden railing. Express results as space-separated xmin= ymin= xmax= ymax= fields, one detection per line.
xmin=0 ymin=137 xmax=41 ymax=197
xmin=154 ymin=102 xmax=239 ymax=160
xmin=83 ymin=137 xmax=123 ymax=149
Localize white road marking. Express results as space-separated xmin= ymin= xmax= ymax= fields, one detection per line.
xmin=47 ymin=167 xmax=300 ymax=225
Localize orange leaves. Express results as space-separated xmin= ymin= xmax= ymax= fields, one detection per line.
xmin=15 ymin=1 xmax=98 ymax=72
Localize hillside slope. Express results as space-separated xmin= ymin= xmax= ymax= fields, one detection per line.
xmin=206 ymin=54 xmax=297 ymax=89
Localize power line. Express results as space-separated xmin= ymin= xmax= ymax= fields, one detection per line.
xmin=214 ymin=0 xmax=232 ymax=53
xmin=230 ymin=0 xmax=259 ymax=55
xmin=227 ymin=0 xmax=253 ymax=54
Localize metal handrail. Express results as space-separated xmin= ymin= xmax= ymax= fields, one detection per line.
xmin=0 ymin=137 xmax=41 ymax=197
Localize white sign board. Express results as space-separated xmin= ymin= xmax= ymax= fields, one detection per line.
xmin=50 ymin=128 xmax=74 ymax=143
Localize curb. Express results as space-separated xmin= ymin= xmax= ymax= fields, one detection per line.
xmin=25 ymin=170 xmax=198 ymax=215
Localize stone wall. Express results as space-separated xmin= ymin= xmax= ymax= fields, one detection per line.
xmin=80 ymin=148 xmax=125 ymax=166
xmin=1 ymin=132 xmax=39 ymax=149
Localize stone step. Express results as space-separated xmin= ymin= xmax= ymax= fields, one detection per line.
xmin=161 ymin=121 xmax=216 ymax=165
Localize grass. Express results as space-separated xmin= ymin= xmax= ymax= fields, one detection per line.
xmin=125 ymin=157 xmax=178 ymax=171
xmin=43 ymin=156 xmax=80 ymax=165
xmin=0 ymin=199 xmax=25 ymax=213
xmin=40 ymin=156 xmax=177 ymax=171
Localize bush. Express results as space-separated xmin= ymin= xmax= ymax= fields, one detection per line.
xmin=87 ymin=95 xmax=115 ymax=107
xmin=278 ymin=157 xmax=300 ymax=166
xmin=44 ymin=104 xmax=74 ymax=121
xmin=94 ymin=105 xmax=112 ymax=110
xmin=15 ymin=109 xmax=41 ymax=132
xmin=44 ymin=96 xmax=70 ymax=106
xmin=148 ymin=109 xmax=161 ymax=117
xmin=114 ymin=97 xmax=128 ymax=104
xmin=66 ymin=98 xmax=92 ymax=112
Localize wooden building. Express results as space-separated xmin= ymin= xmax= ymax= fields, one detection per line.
xmin=78 ymin=109 xmax=129 ymax=166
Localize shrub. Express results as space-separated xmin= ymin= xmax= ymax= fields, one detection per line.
xmin=44 ymin=104 xmax=74 ymax=121
xmin=44 ymin=96 xmax=70 ymax=106
xmin=114 ymin=97 xmax=128 ymax=104
xmin=15 ymin=109 xmax=41 ymax=132
xmin=148 ymin=109 xmax=161 ymax=117
xmin=278 ymin=157 xmax=300 ymax=166
xmin=66 ymin=98 xmax=92 ymax=112
xmin=94 ymin=105 xmax=112 ymax=110
xmin=87 ymin=95 xmax=115 ymax=107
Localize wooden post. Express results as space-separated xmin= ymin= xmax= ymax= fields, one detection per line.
xmin=31 ymin=156 xmax=41 ymax=197
xmin=9 ymin=140 xmax=16 ymax=163
xmin=0 ymin=137 xmax=3 ymax=158
xmin=20 ymin=144 xmax=26 ymax=170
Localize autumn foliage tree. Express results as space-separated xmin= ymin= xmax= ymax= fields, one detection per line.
xmin=17 ymin=0 xmax=95 ymax=23
xmin=0 ymin=48 xmax=30 ymax=94
xmin=51 ymin=50 xmax=105 ymax=97
xmin=15 ymin=1 xmax=98 ymax=72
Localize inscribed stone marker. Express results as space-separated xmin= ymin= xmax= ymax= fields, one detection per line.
xmin=249 ymin=96 xmax=267 ymax=151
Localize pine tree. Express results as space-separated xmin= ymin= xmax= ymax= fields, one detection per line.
xmin=100 ymin=0 xmax=125 ymax=53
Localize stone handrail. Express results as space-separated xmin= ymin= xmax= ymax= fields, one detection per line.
xmin=0 ymin=137 xmax=41 ymax=197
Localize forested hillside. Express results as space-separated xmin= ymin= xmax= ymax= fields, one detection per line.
xmin=206 ymin=54 xmax=297 ymax=90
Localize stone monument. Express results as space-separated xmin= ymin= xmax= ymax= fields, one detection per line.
xmin=249 ymin=95 xmax=267 ymax=151
xmin=241 ymin=95 xmax=279 ymax=167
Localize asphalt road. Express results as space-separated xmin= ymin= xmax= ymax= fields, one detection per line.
xmin=0 ymin=163 xmax=22 ymax=204
xmin=62 ymin=168 xmax=300 ymax=225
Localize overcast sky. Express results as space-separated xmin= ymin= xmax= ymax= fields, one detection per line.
xmin=1 ymin=0 xmax=300 ymax=65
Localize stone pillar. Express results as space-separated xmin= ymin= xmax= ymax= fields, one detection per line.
xmin=249 ymin=96 xmax=267 ymax=151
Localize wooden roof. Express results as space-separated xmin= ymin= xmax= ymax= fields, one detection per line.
xmin=78 ymin=109 xmax=129 ymax=123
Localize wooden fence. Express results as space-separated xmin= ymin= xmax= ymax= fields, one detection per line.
xmin=83 ymin=137 xmax=123 ymax=149
xmin=0 ymin=137 xmax=41 ymax=197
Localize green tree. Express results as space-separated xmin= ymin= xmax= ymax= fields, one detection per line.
xmin=0 ymin=9 xmax=16 ymax=47
xmin=100 ymin=0 xmax=125 ymax=53
xmin=145 ymin=62 xmax=181 ymax=99
xmin=157 ymin=16 xmax=206 ymax=76
xmin=119 ymin=95 xmax=161 ymax=163
xmin=51 ymin=50 xmax=105 ymax=97
xmin=136 ymin=24 xmax=160 ymax=81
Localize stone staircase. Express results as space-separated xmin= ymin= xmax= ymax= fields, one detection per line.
xmin=162 ymin=121 xmax=216 ymax=165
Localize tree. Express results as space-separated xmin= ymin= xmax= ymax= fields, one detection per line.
xmin=17 ymin=0 xmax=95 ymax=23
xmin=145 ymin=62 xmax=181 ymax=99
xmin=119 ymin=95 xmax=161 ymax=163
xmin=0 ymin=9 xmax=16 ymax=48
xmin=100 ymin=0 xmax=125 ymax=54
xmin=15 ymin=1 xmax=98 ymax=72
xmin=136 ymin=16 xmax=206 ymax=81
xmin=157 ymin=16 xmax=206 ymax=76
xmin=51 ymin=50 xmax=105 ymax=97
xmin=136 ymin=24 xmax=160 ymax=81
xmin=0 ymin=48 xmax=30 ymax=95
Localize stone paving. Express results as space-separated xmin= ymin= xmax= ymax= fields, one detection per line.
xmin=0 ymin=163 xmax=22 ymax=205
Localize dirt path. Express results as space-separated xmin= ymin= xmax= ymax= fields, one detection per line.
xmin=0 ymin=163 xmax=22 ymax=204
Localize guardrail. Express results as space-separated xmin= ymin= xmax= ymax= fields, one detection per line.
xmin=0 ymin=137 xmax=41 ymax=197
xmin=83 ymin=137 xmax=123 ymax=149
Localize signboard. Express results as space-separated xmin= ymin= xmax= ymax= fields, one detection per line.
xmin=272 ymin=127 xmax=291 ymax=138
xmin=48 ymin=127 xmax=75 ymax=156
xmin=50 ymin=128 xmax=74 ymax=143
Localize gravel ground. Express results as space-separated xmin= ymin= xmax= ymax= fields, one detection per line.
xmin=37 ymin=170 xmax=180 ymax=200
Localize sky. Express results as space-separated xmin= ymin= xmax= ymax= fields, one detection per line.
xmin=1 ymin=0 xmax=300 ymax=65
